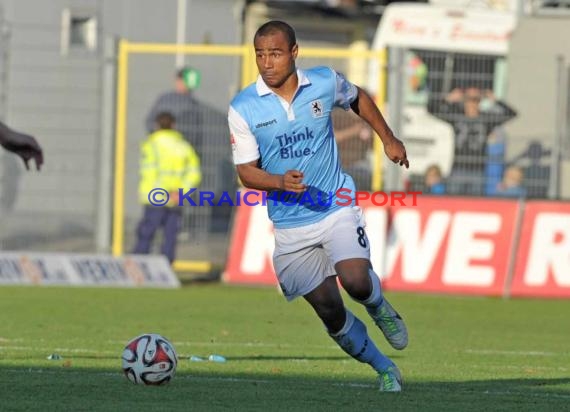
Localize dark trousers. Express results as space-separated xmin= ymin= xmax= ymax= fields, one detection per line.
xmin=132 ymin=206 xmax=182 ymax=263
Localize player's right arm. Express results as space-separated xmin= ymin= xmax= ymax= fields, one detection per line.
xmin=228 ymin=105 xmax=305 ymax=193
xmin=236 ymin=161 xmax=305 ymax=193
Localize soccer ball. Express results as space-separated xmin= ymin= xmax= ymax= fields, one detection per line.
xmin=121 ymin=333 xmax=178 ymax=385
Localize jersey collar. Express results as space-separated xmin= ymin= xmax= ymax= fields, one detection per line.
xmin=255 ymin=69 xmax=311 ymax=96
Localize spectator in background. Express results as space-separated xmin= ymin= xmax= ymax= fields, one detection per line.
xmin=485 ymin=126 xmax=507 ymax=196
xmin=496 ymin=165 xmax=526 ymax=198
xmin=145 ymin=67 xmax=204 ymax=156
xmin=133 ymin=112 xmax=201 ymax=264
xmin=511 ymin=141 xmax=551 ymax=198
xmin=0 ymin=121 xmax=43 ymax=170
xmin=428 ymin=86 xmax=516 ymax=196
xmin=424 ymin=164 xmax=446 ymax=195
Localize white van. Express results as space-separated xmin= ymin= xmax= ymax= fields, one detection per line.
xmin=370 ymin=3 xmax=517 ymax=180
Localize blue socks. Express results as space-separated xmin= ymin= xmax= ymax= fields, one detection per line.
xmin=329 ymin=310 xmax=394 ymax=373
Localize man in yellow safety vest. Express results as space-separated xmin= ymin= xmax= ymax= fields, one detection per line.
xmin=132 ymin=111 xmax=201 ymax=263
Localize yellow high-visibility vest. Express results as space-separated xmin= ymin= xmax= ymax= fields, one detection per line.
xmin=138 ymin=128 xmax=201 ymax=206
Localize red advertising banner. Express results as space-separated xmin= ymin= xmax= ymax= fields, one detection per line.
xmin=510 ymin=201 xmax=570 ymax=298
xmin=364 ymin=196 xmax=520 ymax=296
xmin=223 ymin=195 xmax=570 ymax=297
xmin=223 ymin=202 xmax=275 ymax=286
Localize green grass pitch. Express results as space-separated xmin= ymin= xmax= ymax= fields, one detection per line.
xmin=0 ymin=284 xmax=568 ymax=411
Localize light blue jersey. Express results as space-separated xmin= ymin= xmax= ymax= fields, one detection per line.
xmin=228 ymin=67 xmax=358 ymax=229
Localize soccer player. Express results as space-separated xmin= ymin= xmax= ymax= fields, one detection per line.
xmin=0 ymin=121 xmax=43 ymax=170
xmin=228 ymin=21 xmax=409 ymax=392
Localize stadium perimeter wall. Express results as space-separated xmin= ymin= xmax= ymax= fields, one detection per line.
xmin=224 ymin=196 xmax=570 ymax=299
xmin=0 ymin=0 xmax=241 ymax=254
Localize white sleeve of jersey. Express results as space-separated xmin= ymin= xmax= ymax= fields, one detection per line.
xmin=228 ymin=105 xmax=260 ymax=165
xmin=333 ymin=69 xmax=359 ymax=110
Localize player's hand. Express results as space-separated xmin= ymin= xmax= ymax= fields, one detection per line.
xmin=384 ymin=137 xmax=409 ymax=169
xmin=1 ymin=131 xmax=44 ymax=171
xmin=281 ymin=170 xmax=306 ymax=193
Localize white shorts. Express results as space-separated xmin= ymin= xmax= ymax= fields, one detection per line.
xmin=273 ymin=206 xmax=370 ymax=301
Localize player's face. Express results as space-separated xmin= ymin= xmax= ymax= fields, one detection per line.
xmin=254 ymin=31 xmax=298 ymax=89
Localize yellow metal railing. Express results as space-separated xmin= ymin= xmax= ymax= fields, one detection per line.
xmin=112 ymin=40 xmax=387 ymax=272
xmin=112 ymin=41 xmax=248 ymax=271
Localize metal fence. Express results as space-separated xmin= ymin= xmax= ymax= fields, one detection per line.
xmin=0 ymin=19 xmax=105 ymax=252
xmin=112 ymin=42 xmax=247 ymax=273
xmin=0 ymin=23 xmax=388 ymax=270
xmin=387 ymin=47 xmax=567 ymax=199
xmin=4 ymin=28 xmax=566 ymax=268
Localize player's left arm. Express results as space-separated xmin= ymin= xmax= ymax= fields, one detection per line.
xmin=350 ymin=86 xmax=409 ymax=169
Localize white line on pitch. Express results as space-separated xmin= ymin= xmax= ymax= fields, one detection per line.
xmin=3 ymin=368 xmax=570 ymax=399
xmin=465 ymin=349 xmax=569 ymax=357
xmin=0 ymin=346 xmax=116 ymax=354
xmin=104 ymin=340 xmax=339 ymax=350
xmin=2 ymin=338 xmax=335 ymax=350
xmin=470 ymin=364 xmax=569 ymax=372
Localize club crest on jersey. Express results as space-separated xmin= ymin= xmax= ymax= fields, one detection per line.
xmin=310 ymin=100 xmax=323 ymax=118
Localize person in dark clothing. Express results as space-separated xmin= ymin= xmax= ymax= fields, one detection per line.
xmin=145 ymin=67 xmax=204 ymax=155
xmin=428 ymin=87 xmax=516 ymax=196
